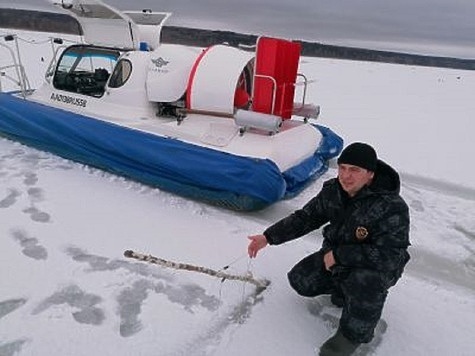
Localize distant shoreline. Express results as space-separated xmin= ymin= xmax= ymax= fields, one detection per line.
xmin=1 ymin=8 xmax=474 ymax=70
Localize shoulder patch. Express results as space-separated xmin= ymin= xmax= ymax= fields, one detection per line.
xmin=355 ymin=226 xmax=369 ymax=241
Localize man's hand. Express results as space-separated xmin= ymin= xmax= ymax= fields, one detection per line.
xmin=247 ymin=234 xmax=268 ymax=258
xmin=324 ymin=250 xmax=336 ymax=271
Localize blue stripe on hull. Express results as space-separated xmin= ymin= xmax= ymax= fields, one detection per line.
xmin=0 ymin=93 xmax=342 ymax=210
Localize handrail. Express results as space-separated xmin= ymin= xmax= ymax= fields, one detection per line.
xmin=252 ymin=74 xmax=277 ymax=115
xmin=1 ymin=34 xmax=78 ymax=94
xmin=0 ymin=64 xmax=23 ymax=88
xmin=295 ymin=73 xmax=309 ymax=110
xmin=45 ymin=37 xmax=83 ymax=83
xmin=0 ymin=35 xmax=30 ymax=97
xmin=292 ymin=73 xmax=321 ymax=120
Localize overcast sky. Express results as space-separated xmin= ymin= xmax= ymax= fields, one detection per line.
xmin=2 ymin=0 xmax=475 ymax=58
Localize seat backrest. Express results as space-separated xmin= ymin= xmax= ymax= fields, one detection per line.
xmin=252 ymin=37 xmax=301 ymax=119
xmin=94 ymin=68 xmax=110 ymax=82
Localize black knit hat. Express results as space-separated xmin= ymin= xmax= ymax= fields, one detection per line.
xmin=337 ymin=142 xmax=377 ymax=171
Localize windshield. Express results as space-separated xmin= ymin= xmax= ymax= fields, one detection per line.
xmin=53 ymin=45 xmax=121 ymax=97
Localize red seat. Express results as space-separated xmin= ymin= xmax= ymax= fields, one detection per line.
xmin=234 ymin=87 xmax=250 ymax=108
xmin=252 ymin=37 xmax=301 ymax=119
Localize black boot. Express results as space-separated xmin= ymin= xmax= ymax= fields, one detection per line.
xmin=319 ymin=329 xmax=360 ymax=356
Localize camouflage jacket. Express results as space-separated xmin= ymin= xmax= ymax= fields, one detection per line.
xmin=264 ymin=160 xmax=410 ymax=273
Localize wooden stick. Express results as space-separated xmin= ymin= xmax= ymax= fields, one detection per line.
xmin=124 ymin=250 xmax=270 ymax=289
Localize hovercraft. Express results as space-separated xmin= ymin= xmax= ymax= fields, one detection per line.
xmin=0 ymin=0 xmax=342 ymax=211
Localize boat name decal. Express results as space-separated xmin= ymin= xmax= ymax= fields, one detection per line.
xmin=50 ymin=93 xmax=87 ymax=108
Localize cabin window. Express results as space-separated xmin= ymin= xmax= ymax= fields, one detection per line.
xmin=108 ymin=59 xmax=132 ymax=88
xmin=53 ymin=45 xmax=120 ymax=97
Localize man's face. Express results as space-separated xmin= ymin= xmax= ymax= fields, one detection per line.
xmin=338 ymin=163 xmax=374 ymax=197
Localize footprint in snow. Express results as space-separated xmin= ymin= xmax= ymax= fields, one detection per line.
xmin=0 ymin=298 xmax=27 ymax=319
xmin=32 ymin=285 xmax=105 ymax=326
xmin=0 ymin=188 xmax=21 ymax=208
xmin=65 ymin=247 xmax=221 ymax=313
xmin=64 ymin=246 xmax=173 ymax=281
xmin=64 ymin=247 xmax=221 ymax=337
xmin=11 ymin=229 xmax=48 ymax=260
xmin=116 ymin=279 xmax=150 ymax=337
xmin=23 ymin=172 xmax=38 ymax=186
xmin=116 ymin=279 xmax=221 ymax=338
xmin=22 ymin=206 xmax=51 ymax=223
xmin=0 ymin=339 xmax=29 ymax=356
xmin=27 ymin=187 xmax=44 ymax=203
xmin=18 ymin=185 xmax=51 ymax=222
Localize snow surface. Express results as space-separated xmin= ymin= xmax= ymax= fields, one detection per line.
xmin=1 ymin=29 xmax=475 ymax=356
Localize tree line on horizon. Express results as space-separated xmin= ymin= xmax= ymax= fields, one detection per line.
xmin=1 ymin=8 xmax=474 ymax=70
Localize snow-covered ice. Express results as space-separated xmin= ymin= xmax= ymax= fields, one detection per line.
xmin=1 ymin=29 xmax=475 ymax=356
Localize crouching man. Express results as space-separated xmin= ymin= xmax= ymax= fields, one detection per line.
xmin=248 ymin=142 xmax=411 ymax=355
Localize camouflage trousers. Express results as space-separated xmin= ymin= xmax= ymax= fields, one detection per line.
xmin=288 ymin=249 xmax=399 ymax=343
